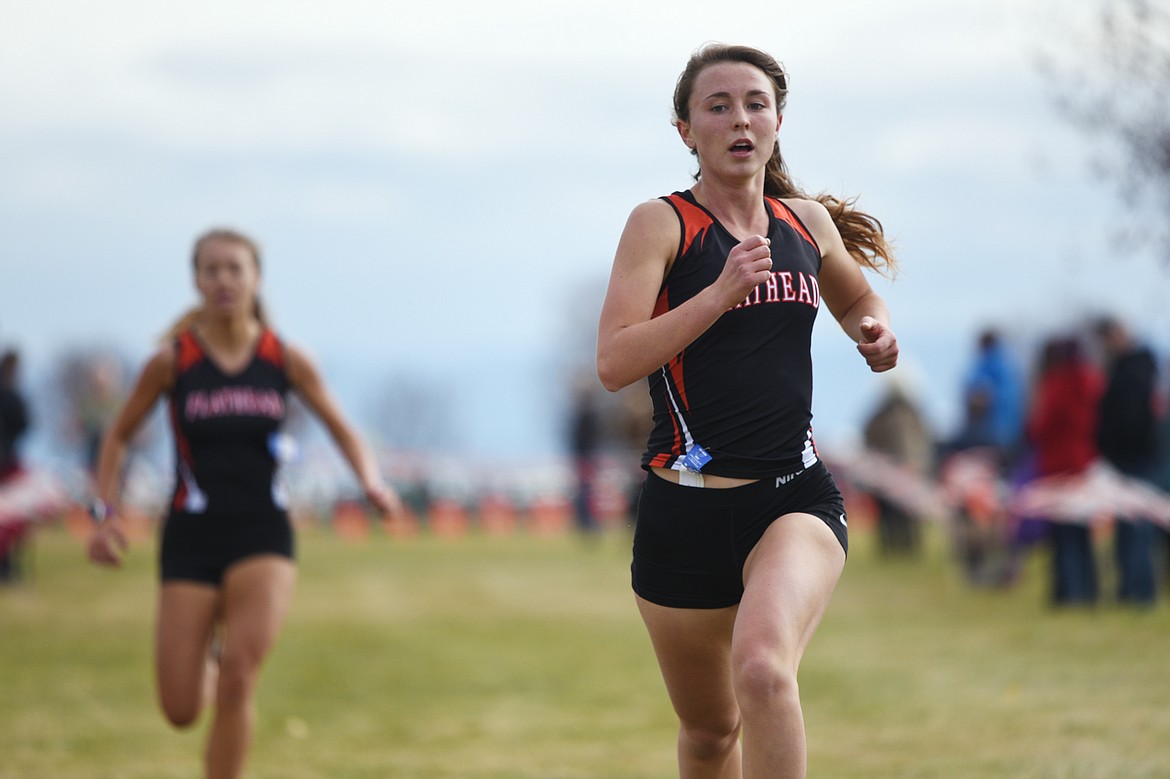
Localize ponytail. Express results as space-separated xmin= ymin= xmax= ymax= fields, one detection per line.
xmin=253 ymin=295 xmax=270 ymax=328
xmin=761 ymin=143 xmax=896 ymax=276
xmin=159 ymin=306 xmax=200 ymax=343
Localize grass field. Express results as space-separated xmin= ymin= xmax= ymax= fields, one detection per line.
xmin=2 ymin=517 xmax=1169 ymax=778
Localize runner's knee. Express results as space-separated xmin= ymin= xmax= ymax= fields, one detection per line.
xmin=159 ymin=693 xmax=203 ymax=729
xmin=732 ymin=649 xmax=799 ymax=713
xmin=679 ymin=715 xmax=742 ymax=761
xmin=216 ymin=649 xmax=263 ymax=708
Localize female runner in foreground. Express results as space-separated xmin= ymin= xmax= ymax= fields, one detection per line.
xmin=597 ymin=44 xmax=898 ymax=778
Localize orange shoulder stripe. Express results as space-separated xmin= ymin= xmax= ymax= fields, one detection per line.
xmin=176 ymin=331 xmax=203 ymax=373
xmin=765 ymin=196 xmax=818 ymax=250
xmin=256 ymin=330 xmax=284 ymax=368
xmin=665 ymin=193 xmax=714 ymax=258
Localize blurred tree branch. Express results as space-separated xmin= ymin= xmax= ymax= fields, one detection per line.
xmin=1040 ymin=0 xmax=1170 ymax=264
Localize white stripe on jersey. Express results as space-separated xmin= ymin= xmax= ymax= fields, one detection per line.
xmin=660 ymin=364 xmax=696 ymax=471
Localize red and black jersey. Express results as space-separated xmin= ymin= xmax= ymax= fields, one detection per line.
xmin=642 ymin=190 xmax=823 ymax=478
xmin=168 ymin=329 xmax=291 ymax=514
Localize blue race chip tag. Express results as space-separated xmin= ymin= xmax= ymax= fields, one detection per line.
xmin=682 ymin=445 xmax=712 ymax=472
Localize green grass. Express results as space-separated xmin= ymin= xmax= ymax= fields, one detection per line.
xmin=2 ymin=519 xmax=1168 ymax=778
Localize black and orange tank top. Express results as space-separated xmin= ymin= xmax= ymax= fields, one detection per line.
xmin=168 ymin=329 xmax=291 ymax=514
xmin=642 ymin=190 xmax=823 ymax=478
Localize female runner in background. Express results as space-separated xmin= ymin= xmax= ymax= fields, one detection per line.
xmin=87 ymin=228 xmax=401 ymax=779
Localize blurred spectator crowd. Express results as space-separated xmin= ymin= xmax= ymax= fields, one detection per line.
xmin=5 ymin=315 xmax=1170 ymax=611
xmin=837 ymin=316 xmax=1170 ymax=607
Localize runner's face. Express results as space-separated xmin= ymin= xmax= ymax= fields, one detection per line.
xmin=678 ymin=62 xmax=781 ymax=179
xmin=195 ymin=239 xmax=260 ymax=318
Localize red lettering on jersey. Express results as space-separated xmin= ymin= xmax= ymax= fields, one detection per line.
xmin=764 ymin=273 xmax=780 ymax=303
xmin=185 ymin=387 xmax=285 ymax=421
xmin=732 ymin=271 xmax=819 ymax=310
xmin=780 ymin=272 xmax=795 ymax=301
xmin=797 ymin=273 xmax=812 ymax=305
xmin=807 ymin=274 xmax=820 ymax=307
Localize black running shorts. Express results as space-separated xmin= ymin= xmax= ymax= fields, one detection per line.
xmin=632 ymin=460 xmax=847 ymax=609
xmin=160 ymin=510 xmax=295 ymax=585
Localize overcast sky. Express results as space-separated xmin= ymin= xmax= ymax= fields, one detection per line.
xmin=3 ymin=0 xmax=1166 ymax=462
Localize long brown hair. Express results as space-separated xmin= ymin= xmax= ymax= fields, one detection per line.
xmin=673 ymin=43 xmax=896 ymax=276
xmin=163 ymin=228 xmax=270 ymax=341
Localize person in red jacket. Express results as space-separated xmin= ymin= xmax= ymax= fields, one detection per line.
xmin=1026 ymin=336 xmax=1103 ymax=605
